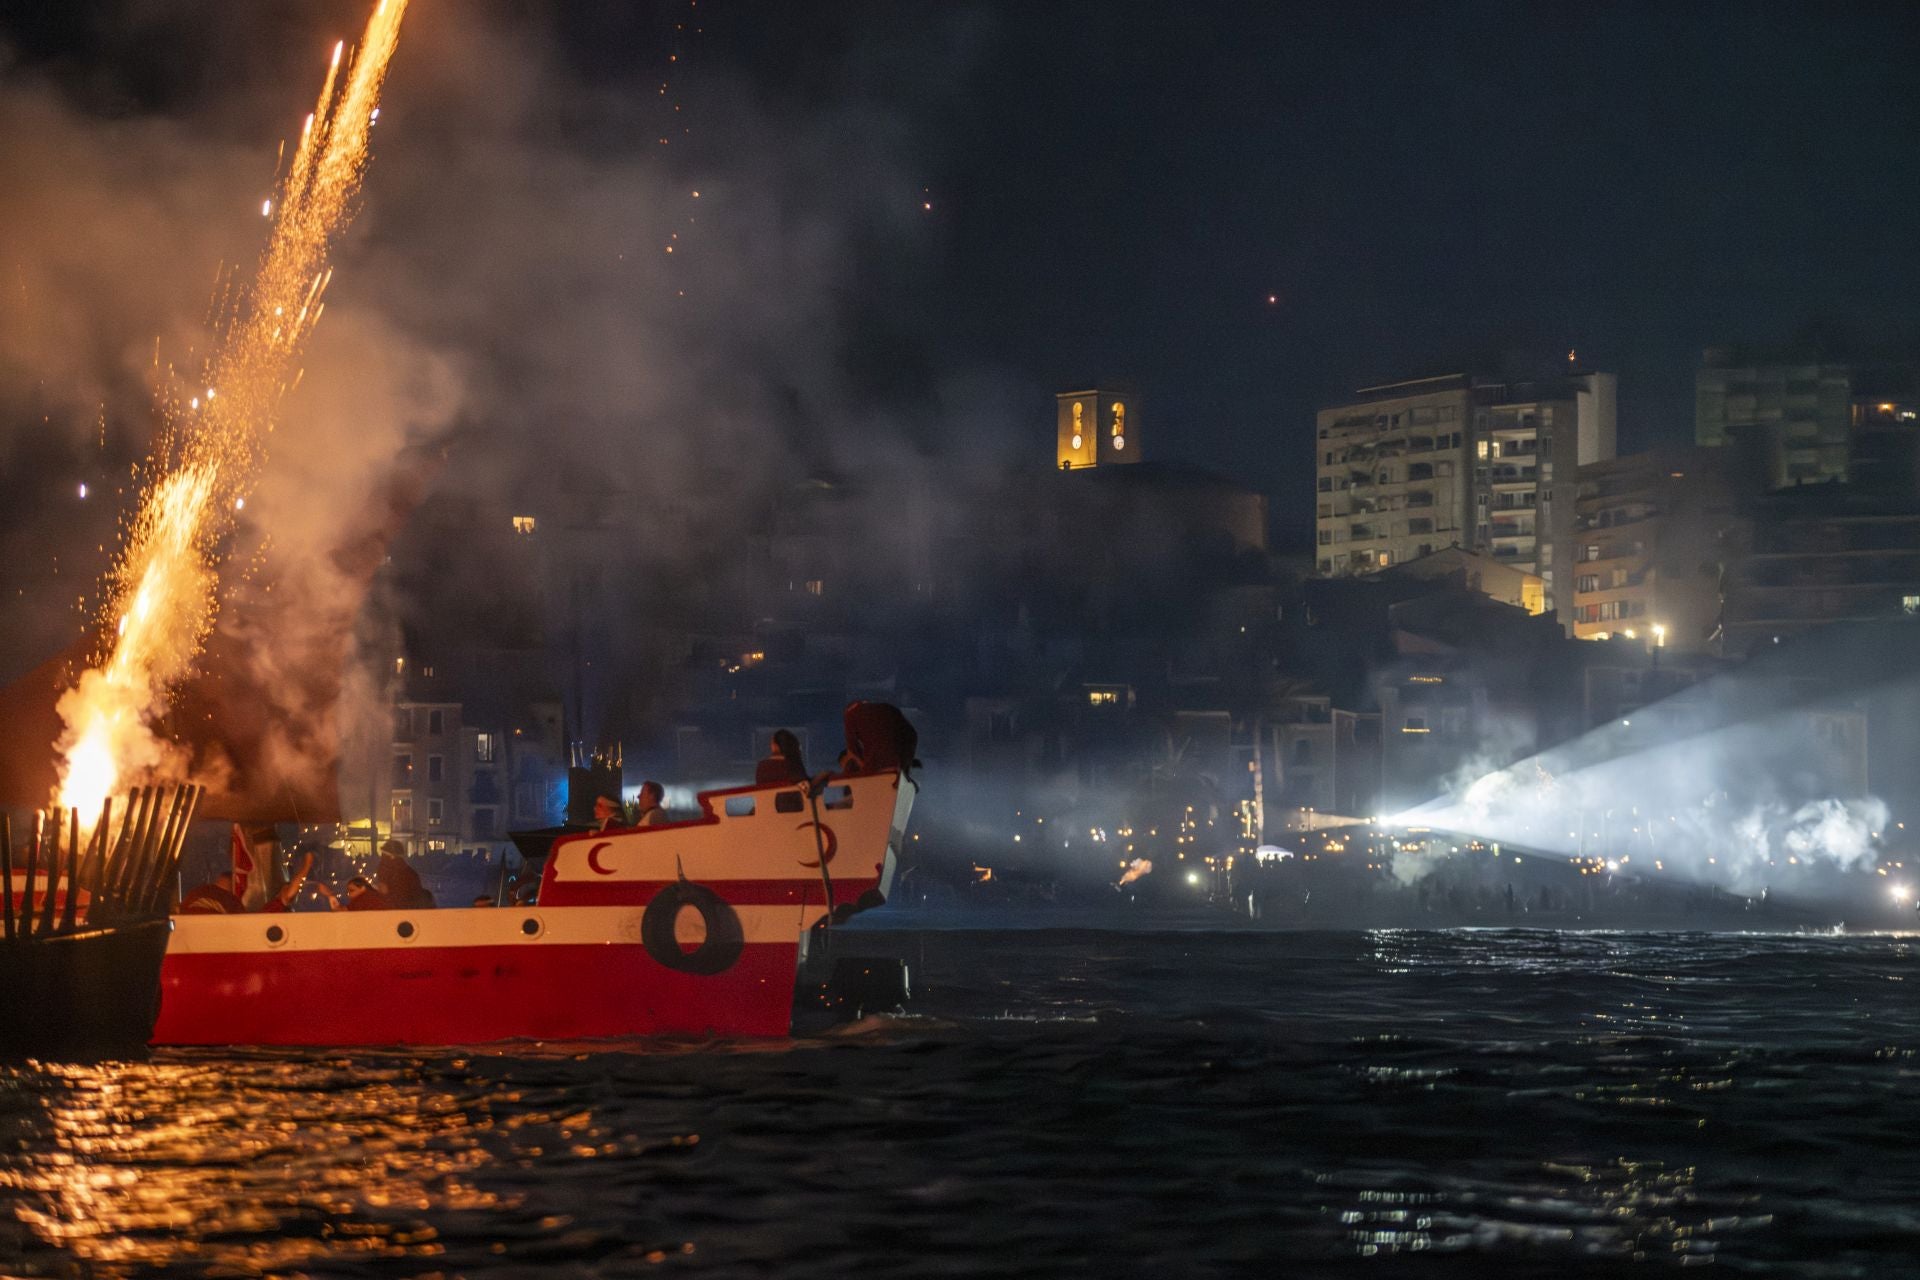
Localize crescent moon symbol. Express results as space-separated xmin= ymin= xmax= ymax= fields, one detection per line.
xmin=586 ymin=841 xmax=615 ymax=875
xmin=796 ymin=820 xmax=839 ymax=868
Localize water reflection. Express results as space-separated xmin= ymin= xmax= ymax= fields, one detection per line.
xmin=1 ymin=1055 xmax=699 ymax=1272
xmin=3 ymin=930 xmax=1917 ymax=1275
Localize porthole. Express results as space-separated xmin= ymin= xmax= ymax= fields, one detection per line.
xmin=265 ymin=924 xmax=286 ymax=946
xmin=521 ymin=916 xmax=542 ymax=938
xmin=396 ymin=920 xmax=416 ymax=940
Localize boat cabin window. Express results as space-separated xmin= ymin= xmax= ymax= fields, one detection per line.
xmin=724 ymin=796 xmax=756 ymax=817
xmin=774 ymin=790 xmax=805 ymax=814
xmin=822 ymin=785 xmax=854 ymax=811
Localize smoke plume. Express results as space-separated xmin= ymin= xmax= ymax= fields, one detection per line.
xmin=0 ymin=2 xmax=999 ymax=812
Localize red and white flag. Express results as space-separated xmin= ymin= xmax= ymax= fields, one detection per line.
xmin=231 ymin=824 xmax=268 ymax=910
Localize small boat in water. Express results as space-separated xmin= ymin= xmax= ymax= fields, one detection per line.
xmin=152 ymin=768 xmax=915 ymax=1046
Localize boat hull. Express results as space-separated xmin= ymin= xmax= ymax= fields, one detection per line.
xmin=156 ymin=928 xmax=801 ymax=1045
xmin=152 ymin=770 xmax=914 ymax=1046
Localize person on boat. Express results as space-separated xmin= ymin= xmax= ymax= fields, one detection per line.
xmin=315 ymin=876 xmax=389 ymax=911
xmin=376 ymin=841 xmax=435 ymax=909
xmin=260 ymin=848 xmax=317 ymax=913
xmin=634 ymin=780 xmax=668 ymax=827
xmin=183 ymin=847 xmax=319 ymax=913
xmin=180 ymin=871 xmax=245 ymax=914
xmin=756 ymin=729 xmax=809 ymax=786
xmin=838 ymin=701 xmax=920 ymax=779
xmin=593 ymin=793 xmax=626 ymax=832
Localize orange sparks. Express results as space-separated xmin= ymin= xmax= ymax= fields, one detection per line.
xmin=54 ymin=1 xmax=410 ymax=819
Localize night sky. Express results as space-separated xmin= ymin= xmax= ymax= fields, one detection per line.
xmin=3 ymin=1 xmax=1917 ymax=548
xmin=711 ymin=1 xmax=1920 ymax=538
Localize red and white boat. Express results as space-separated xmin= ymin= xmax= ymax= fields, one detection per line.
xmin=151 ymin=769 xmax=914 ymax=1045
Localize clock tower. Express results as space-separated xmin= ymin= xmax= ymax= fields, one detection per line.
xmin=1055 ymin=388 xmax=1140 ymax=469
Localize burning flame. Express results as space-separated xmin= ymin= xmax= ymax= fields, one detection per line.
xmin=53 ymin=1 xmax=409 ymax=819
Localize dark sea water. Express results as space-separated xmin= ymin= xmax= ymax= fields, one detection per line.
xmin=4 ymin=926 xmax=1919 ymax=1277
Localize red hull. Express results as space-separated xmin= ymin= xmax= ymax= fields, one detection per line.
xmin=155 ymin=939 xmax=800 ymax=1044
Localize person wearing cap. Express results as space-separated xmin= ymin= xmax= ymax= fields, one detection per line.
xmin=593 ymin=793 xmax=626 ymax=832
xmin=634 ymin=780 xmax=668 ymax=827
xmin=376 ymin=839 xmax=435 ymax=910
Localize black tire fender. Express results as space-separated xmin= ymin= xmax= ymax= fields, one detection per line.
xmin=641 ymin=882 xmax=746 ymax=975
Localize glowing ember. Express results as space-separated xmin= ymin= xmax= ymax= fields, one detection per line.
xmin=53 ymin=1 xmax=409 ymax=819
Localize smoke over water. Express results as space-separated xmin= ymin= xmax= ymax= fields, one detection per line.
xmin=3 ymin=4 xmax=999 ymax=818
xmin=1395 ymin=694 xmax=1892 ymax=894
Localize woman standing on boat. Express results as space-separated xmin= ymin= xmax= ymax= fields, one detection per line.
xmin=756 ymin=729 xmax=808 ymax=786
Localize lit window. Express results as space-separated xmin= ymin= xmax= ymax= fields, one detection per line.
xmin=475 ymin=732 xmax=497 ymax=763
xmin=392 ymin=797 xmax=412 ymax=830
xmin=805 ymin=579 xmax=824 ymax=596
xmin=512 ymin=516 xmax=537 ymax=534
xmin=1088 ymin=689 xmax=1120 ymax=707
xmin=1905 ymin=595 xmax=1920 ymax=616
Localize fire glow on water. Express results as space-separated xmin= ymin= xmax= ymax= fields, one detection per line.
xmin=53 ymin=0 xmax=409 ymax=819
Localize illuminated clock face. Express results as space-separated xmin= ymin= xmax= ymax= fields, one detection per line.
xmin=1070 ymin=401 xmax=1084 ymax=449
xmin=1109 ymin=401 xmax=1126 ymax=452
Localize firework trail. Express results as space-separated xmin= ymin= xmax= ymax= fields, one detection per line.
xmin=54 ymin=1 xmax=409 ymax=820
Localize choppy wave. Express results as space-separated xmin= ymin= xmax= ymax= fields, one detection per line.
xmin=4 ymin=928 xmax=1918 ymax=1275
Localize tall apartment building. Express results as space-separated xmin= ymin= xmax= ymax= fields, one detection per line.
xmin=1719 ymin=489 xmax=1920 ymax=657
xmin=1570 ymin=448 xmax=1735 ymax=652
xmin=1316 ymin=370 xmax=1616 ymax=626
xmin=1696 ymin=345 xmax=1919 ymax=490
xmin=1316 ymin=374 xmax=1475 ymax=577
xmin=366 ymin=661 xmax=567 ymax=859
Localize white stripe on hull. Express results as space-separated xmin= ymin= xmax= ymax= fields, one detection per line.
xmin=167 ymin=902 xmax=822 ymax=955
